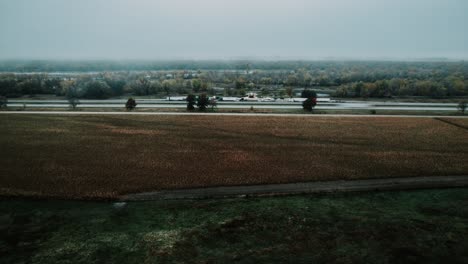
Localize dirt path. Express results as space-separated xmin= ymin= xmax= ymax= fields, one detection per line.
xmin=120 ymin=175 xmax=468 ymax=201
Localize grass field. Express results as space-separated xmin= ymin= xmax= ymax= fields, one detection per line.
xmin=1 ymin=189 xmax=468 ymax=263
xmin=0 ymin=114 xmax=467 ymax=199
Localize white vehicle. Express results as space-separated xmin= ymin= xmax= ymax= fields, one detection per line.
xmin=292 ymin=98 xmax=307 ymax=102
xmin=166 ymin=96 xmax=186 ymax=101
xmin=260 ymin=97 xmax=275 ymax=102
xmin=221 ymin=97 xmax=241 ymax=102
xmin=317 ymin=98 xmax=331 ymax=102
xmin=241 ymin=92 xmax=259 ymax=101
xmin=291 ymin=97 xmax=331 ymax=103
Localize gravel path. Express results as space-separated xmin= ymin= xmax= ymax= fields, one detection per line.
xmin=120 ymin=175 xmax=468 ymax=201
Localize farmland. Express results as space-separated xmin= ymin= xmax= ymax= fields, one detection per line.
xmin=0 ymin=114 xmax=467 ymax=199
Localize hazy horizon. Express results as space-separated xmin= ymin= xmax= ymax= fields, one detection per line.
xmin=1 ymin=0 xmax=467 ymax=60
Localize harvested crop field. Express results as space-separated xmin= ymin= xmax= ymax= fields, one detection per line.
xmin=0 ymin=114 xmax=467 ymax=199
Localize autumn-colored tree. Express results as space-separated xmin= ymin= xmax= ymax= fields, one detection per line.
xmin=301 ymin=89 xmax=317 ymax=112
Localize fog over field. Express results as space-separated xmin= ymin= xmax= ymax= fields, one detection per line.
xmin=0 ymin=0 xmax=467 ymax=60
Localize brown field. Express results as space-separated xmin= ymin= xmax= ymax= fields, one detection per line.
xmin=0 ymin=114 xmax=467 ymax=199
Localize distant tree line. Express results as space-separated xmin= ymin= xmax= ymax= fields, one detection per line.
xmin=334 ymin=78 xmax=467 ymax=98
xmin=0 ymin=61 xmax=467 ymax=99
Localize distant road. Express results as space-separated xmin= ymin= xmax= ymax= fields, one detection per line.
xmin=5 ymin=104 xmax=458 ymax=111
xmin=5 ymin=99 xmax=461 ymax=111
xmin=1 ymin=111 xmax=468 ymax=118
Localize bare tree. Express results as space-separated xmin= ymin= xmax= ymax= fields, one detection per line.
xmin=66 ymin=86 xmax=79 ymax=110
xmin=209 ymin=97 xmax=217 ymax=112
xmin=68 ymin=97 xmax=79 ymax=110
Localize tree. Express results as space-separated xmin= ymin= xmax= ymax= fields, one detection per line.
xmin=354 ymin=82 xmax=364 ymax=97
xmin=302 ymin=98 xmax=317 ymax=112
xmin=0 ymin=96 xmax=7 ymax=109
xmin=126 ymin=98 xmax=137 ymax=110
xmin=209 ymin=97 xmax=217 ymax=112
xmin=200 ymin=81 xmax=208 ymax=92
xmin=458 ymin=101 xmax=467 ymax=114
xmin=286 ymin=87 xmax=293 ymax=98
xmin=301 ymin=89 xmax=317 ymax=112
xmin=192 ymin=79 xmax=202 ymax=92
xmin=68 ymin=97 xmax=79 ymax=110
xmin=301 ymin=89 xmax=317 ymax=99
xmin=334 ymin=86 xmax=349 ymax=97
xmin=197 ymin=93 xmax=209 ymax=111
xmin=186 ymin=94 xmax=196 ymax=111
xmin=234 ymin=78 xmax=246 ymax=89
xmin=66 ymin=86 xmax=79 ymax=110
xmin=128 ymin=79 xmax=150 ymax=96
xmin=82 ymin=81 xmax=112 ymax=99
xmin=105 ymin=78 xmax=126 ymax=96
xmin=162 ymin=80 xmax=175 ymax=97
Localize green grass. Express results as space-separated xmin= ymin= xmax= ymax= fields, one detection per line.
xmin=1 ymin=189 xmax=468 ymax=263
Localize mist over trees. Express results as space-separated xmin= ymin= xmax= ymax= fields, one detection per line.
xmin=0 ymin=60 xmax=467 ymax=99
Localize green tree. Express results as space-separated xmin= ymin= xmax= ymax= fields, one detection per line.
xmin=234 ymin=78 xmax=246 ymax=89
xmin=105 ymin=78 xmax=126 ymax=96
xmin=354 ymin=82 xmax=364 ymax=97
xmin=128 ymin=79 xmax=151 ymax=96
xmin=162 ymin=80 xmax=175 ymax=96
xmin=197 ymin=93 xmax=209 ymax=111
xmin=186 ymin=94 xmax=196 ymax=111
xmin=301 ymin=89 xmax=317 ymax=99
xmin=82 ymin=81 xmax=112 ymax=99
xmin=125 ymin=98 xmax=137 ymax=110
xmin=200 ymin=81 xmax=208 ymax=92
xmin=192 ymin=79 xmax=202 ymax=92
xmin=334 ymin=86 xmax=349 ymax=97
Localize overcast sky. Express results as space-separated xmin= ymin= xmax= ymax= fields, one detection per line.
xmin=0 ymin=0 xmax=467 ymax=60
